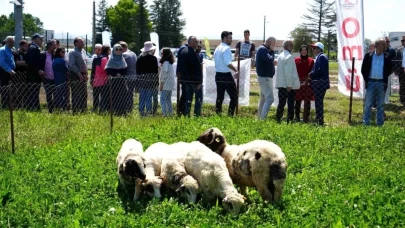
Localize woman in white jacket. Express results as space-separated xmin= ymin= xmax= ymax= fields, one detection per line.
xmin=275 ymin=40 xmax=300 ymax=123
xmin=159 ymin=48 xmax=176 ymax=116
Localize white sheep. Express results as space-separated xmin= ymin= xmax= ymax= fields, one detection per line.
xmin=197 ymin=128 xmax=288 ymax=204
xmin=116 ymin=138 xmax=147 ymax=201
xmin=174 ymin=141 xmax=245 ymax=215
xmin=160 ymin=157 xmax=200 ymax=203
xmin=143 ymin=142 xmax=200 ymax=203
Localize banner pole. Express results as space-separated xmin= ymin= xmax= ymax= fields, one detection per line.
xmin=236 ymin=56 xmax=241 ymax=116
xmin=348 ymin=57 xmax=355 ymax=124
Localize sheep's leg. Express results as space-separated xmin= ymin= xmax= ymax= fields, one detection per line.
xmin=272 ymin=179 xmax=285 ymax=203
xmin=256 ymin=184 xmax=273 ymax=203
xmin=133 ymin=179 xmax=142 ymax=202
xmin=239 ymin=185 xmax=248 ymax=197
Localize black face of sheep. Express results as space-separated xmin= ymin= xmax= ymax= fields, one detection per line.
xmin=197 ymin=128 xmax=226 ymax=153
xmin=124 ymin=159 xmax=146 ymax=180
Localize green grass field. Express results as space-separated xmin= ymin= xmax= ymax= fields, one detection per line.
xmin=1 ymin=61 xmax=404 ymax=227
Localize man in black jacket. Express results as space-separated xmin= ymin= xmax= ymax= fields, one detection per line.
xmin=12 ymin=39 xmax=29 ymax=109
xmin=361 ymin=38 xmax=392 ymax=126
xmin=177 ymin=36 xmax=203 ymax=117
xmin=25 ymin=33 xmax=45 ymax=111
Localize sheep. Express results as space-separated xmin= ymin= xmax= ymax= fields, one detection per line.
xmin=197 ymin=128 xmax=288 ymax=204
xmin=173 ymin=141 xmax=245 ymax=215
xmin=143 ymin=142 xmax=200 ymax=203
xmin=160 ymin=157 xmax=200 ymax=203
xmin=116 ymin=138 xmax=147 ymax=202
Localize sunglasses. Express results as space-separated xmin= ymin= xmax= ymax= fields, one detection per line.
xmin=116 ymin=48 xmax=122 ymax=51
xmin=61 ymin=51 xmax=66 ymax=53
xmin=401 ymin=40 xmax=405 ymax=42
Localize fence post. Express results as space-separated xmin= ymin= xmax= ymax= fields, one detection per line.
xmin=235 ymin=56 xmax=241 ymax=116
xmin=109 ymin=77 xmax=113 ymax=134
xmin=176 ymin=75 xmax=180 ymax=116
xmin=303 ymin=80 xmax=309 ymax=123
xmin=85 ymin=34 xmax=88 ymax=53
xmin=8 ymin=83 xmax=15 ymax=154
xmin=348 ymin=57 xmax=355 ymax=124
xmin=66 ymin=32 xmax=69 ymax=52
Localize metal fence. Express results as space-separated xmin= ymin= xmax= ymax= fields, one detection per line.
xmin=1 ymin=59 xmax=404 ymax=153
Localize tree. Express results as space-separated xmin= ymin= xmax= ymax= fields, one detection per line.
xmin=134 ymin=0 xmax=152 ymax=52
xmin=364 ymin=38 xmax=372 ymax=53
xmin=301 ymin=0 xmax=335 ymax=42
xmin=95 ymin=0 xmax=109 ymax=44
xmin=150 ymin=0 xmax=186 ymax=48
xmin=290 ymin=26 xmax=313 ymax=52
xmin=106 ymin=0 xmax=138 ymax=46
xmin=0 ymin=13 xmax=43 ymax=36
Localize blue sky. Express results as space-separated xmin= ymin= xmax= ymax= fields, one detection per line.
xmin=1 ymin=0 xmax=404 ymax=41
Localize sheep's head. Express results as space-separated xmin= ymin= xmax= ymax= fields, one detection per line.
xmin=197 ymin=128 xmax=226 ymax=153
xmin=222 ymin=193 xmax=245 ymax=215
xmin=176 ymin=175 xmax=199 ymax=203
xmin=142 ymin=177 xmax=163 ymax=198
xmin=120 ymin=155 xmax=146 ymax=180
xmin=237 ymin=146 xmax=288 ymax=204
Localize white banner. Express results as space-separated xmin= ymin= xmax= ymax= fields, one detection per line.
xmin=336 ymin=0 xmax=365 ymax=98
xmin=168 ymin=59 xmax=251 ymax=106
xmin=150 ymin=32 xmax=160 ymax=58
xmin=102 ymin=31 xmax=111 ymax=46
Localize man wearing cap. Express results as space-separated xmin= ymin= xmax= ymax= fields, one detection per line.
xmin=68 ymin=37 xmax=88 ymax=113
xmin=361 ymin=38 xmax=392 ymax=126
xmin=0 ymin=36 xmax=16 ymax=109
xmin=308 ymin=42 xmax=330 ymax=126
xmin=119 ymin=41 xmax=137 ymax=113
xmin=398 ymin=36 xmax=405 ymax=109
xmin=12 ymin=39 xmax=29 ymax=109
xmin=25 ymin=33 xmax=45 ymax=110
xmin=214 ymin=31 xmax=239 ymax=116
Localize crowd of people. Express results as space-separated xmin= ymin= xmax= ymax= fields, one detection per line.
xmin=0 ymin=31 xmax=404 ymax=126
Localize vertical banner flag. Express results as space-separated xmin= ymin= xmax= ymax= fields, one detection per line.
xmin=336 ymin=0 xmax=365 ymax=98
xmin=204 ymin=38 xmax=212 ymax=58
xmin=150 ymin=32 xmax=160 ymax=58
xmin=102 ymin=31 xmax=111 ymax=46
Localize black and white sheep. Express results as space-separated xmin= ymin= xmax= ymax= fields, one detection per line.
xmin=197 ymin=128 xmax=288 ymax=203
xmin=116 ymin=138 xmax=147 ymax=201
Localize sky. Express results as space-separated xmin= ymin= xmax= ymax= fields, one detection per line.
xmin=1 ymin=0 xmax=404 ymax=41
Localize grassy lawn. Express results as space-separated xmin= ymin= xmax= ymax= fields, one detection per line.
xmin=1 ymin=114 xmax=405 ymax=227
xmin=0 ymin=61 xmax=404 ymax=227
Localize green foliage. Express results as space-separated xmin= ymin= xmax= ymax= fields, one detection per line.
xmin=134 ymin=0 xmax=153 ymax=53
xmin=301 ymin=0 xmax=335 ymax=41
xmin=150 ymin=0 xmax=186 ymax=47
xmin=106 ymin=0 xmax=138 ymax=45
xmin=0 ymin=111 xmax=404 ymax=226
xmin=0 ymin=13 xmax=43 ymax=37
xmin=95 ymin=0 xmax=110 ymax=44
xmin=290 ymin=26 xmax=313 ymax=52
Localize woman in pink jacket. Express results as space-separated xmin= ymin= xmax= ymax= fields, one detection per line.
xmin=90 ymin=45 xmax=111 ymax=112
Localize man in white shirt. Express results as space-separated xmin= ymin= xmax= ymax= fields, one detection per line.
xmin=213 ymin=31 xmax=239 ymax=116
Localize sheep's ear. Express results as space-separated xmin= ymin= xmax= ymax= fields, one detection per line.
xmin=175 ymin=185 xmax=185 ymax=192
xmin=255 ymin=152 xmax=261 ymax=160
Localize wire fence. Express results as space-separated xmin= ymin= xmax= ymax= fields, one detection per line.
xmin=1 ymin=59 xmax=404 ymax=153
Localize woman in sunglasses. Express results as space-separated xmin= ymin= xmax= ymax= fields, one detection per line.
xmin=105 ymin=44 xmax=128 ymax=116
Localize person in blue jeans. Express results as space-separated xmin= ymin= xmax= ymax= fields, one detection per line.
xmin=136 ymin=41 xmax=159 ymax=117
xmin=361 ymin=39 xmax=392 ymax=126
xmin=159 ymin=48 xmax=176 ymax=116
xmin=308 ymin=42 xmax=330 ymax=126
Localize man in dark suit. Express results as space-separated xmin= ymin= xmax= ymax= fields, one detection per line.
xmin=361 ymin=38 xmax=392 ymax=126
xmin=25 ymin=33 xmax=45 ymax=111
xmin=308 ymin=42 xmax=330 ymax=126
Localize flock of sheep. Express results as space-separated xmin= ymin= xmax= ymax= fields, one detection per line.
xmin=116 ymin=127 xmax=288 ymax=215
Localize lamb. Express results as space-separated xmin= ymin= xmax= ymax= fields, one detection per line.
xmin=143 ymin=142 xmax=200 ymax=203
xmin=197 ymin=128 xmax=288 ymax=204
xmin=174 ymin=141 xmax=245 ymax=215
xmin=116 ymin=138 xmax=147 ymax=201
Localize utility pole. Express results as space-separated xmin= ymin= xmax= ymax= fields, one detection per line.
xmin=263 ymin=16 xmax=266 ymax=43
xmin=92 ymin=0 xmax=96 ymax=54
xmin=13 ymin=0 xmax=24 ymax=49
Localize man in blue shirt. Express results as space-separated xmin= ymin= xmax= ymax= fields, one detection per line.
xmin=0 ymin=36 xmax=16 ymax=109
xmin=361 ymin=38 xmax=392 ymax=126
